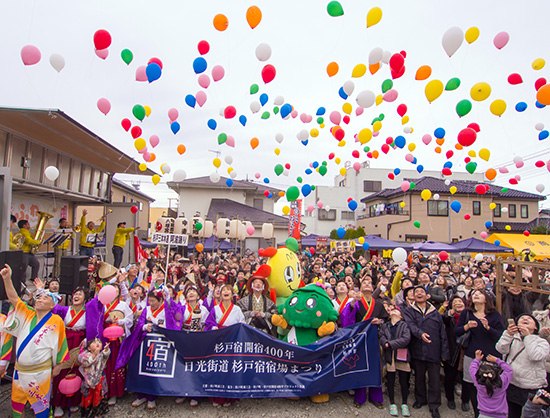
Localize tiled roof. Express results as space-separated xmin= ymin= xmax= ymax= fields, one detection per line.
xmin=206 ymin=198 xmax=289 ymax=226
xmin=167 ymin=176 xmax=281 ymax=195
xmin=361 ymin=176 xmax=545 ymax=203
xmin=489 ymin=222 xmax=531 ymax=233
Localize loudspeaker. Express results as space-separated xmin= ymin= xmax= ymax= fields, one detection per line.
xmin=59 ymin=256 xmax=89 ymax=294
xmin=0 ymin=250 xmax=24 ymax=299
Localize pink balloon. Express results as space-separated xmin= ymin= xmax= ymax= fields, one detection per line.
xmin=254 ymin=172 xmax=261 ymax=179
xmin=422 ymin=134 xmax=432 ymax=145
xmin=300 ymin=113 xmax=309 ymax=123
xmin=515 ymin=161 xmax=524 ymax=169
xmin=383 ymin=89 xmax=398 ymax=102
xmin=21 ymin=45 xmax=41 ymax=66
xmin=307 ymin=204 xmax=315 ymax=213
xmin=405 ymin=153 xmax=415 ymax=162
xmin=401 ymin=181 xmax=410 ymax=192
xmin=98 ymin=285 xmax=116 ymax=305
xmin=135 ymin=66 xmax=147 ymax=82
xmin=149 ymin=135 xmax=160 ymax=148
xmin=226 ymin=136 xmax=235 ymax=148
xmin=493 ymin=31 xmax=510 ymax=50
xmin=353 ymin=162 xmax=361 ymax=171
xmin=499 ymin=167 xmax=509 ymax=174
xmin=291 ymin=110 xmax=298 ymax=118
xmin=372 ymin=131 xmax=379 ymax=137
xmin=246 ymin=226 xmax=255 ymax=236
xmin=196 ymin=91 xmax=207 ymax=107
xmin=96 ymin=98 xmax=111 ymax=115
xmin=480 ymin=231 xmax=488 ymax=239
xmin=168 ymin=108 xmax=179 ymax=122
xmin=317 ymin=201 xmax=324 ymax=209
xmin=356 ymin=107 xmax=364 ymax=116
xmin=138 ymin=147 xmax=148 ymax=154
xmin=547 ymin=160 xmax=550 ymax=173
xmin=329 ymin=111 xmax=341 ymax=125
xmin=515 ymin=175 xmax=521 ymax=181
xmin=95 ymin=48 xmax=109 ymax=60
xmin=198 ymin=74 xmax=211 ymax=89
xmin=143 ymin=152 xmax=151 ymax=162
xmin=212 ymin=65 xmax=225 ymax=82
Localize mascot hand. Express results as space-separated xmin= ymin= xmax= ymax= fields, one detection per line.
xmin=271 ymin=314 xmax=288 ymax=329
xmin=317 ymin=321 xmax=336 ymax=337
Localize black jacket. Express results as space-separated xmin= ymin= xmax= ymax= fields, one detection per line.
xmin=379 ymin=319 xmax=411 ymax=364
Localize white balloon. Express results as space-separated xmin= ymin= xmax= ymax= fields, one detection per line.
xmin=172 ymin=169 xmax=186 ymax=182
xmin=224 ymin=155 xmax=233 ymax=164
xmin=49 ymin=53 xmax=65 ymax=72
xmin=250 ymin=101 xmax=261 ymax=113
xmin=392 ymin=247 xmax=407 ymax=264
xmin=382 ymin=50 xmax=391 ymax=64
xmin=356 ymin=90 xmax=375 ymax=108
xmin=283 ymin=169 xmax=289 ymax=177
xmin=161 ymin=164 xmax=171 ymax=174
xmin=513 ymin=156 xmax=523 ymax=164
xmin=444 ymin=179 xmax=451 ymax=186
xmin=219 ymin=108 xmax=225 ymax=116
xmin=297 ymin=129 xmax=309 ymax=141
xmin=325 ymin=205 xmax=331 ymax=212
xmin=535 ymin=122 xmax=545 ymax=131
xmin=44 ymin=166 xmax=59 ymax=181
xmin=275 ymin=133 xmax=284 ymax=143
xmin=210 ymin=172 xmax=220 ymax=183
xmin=536 ymin=184 xmax=545 ymax=193
xmin=255 ymin=43 xmax=272 ymax=61
xmin=368 ymin=47 xmax=383 ymax=65
xmin=442 ymin=26 xmax=464 ymax=57
xmin=475 ymin=253 xmax=483 ymax=261
xmin=403 ymin=126 xmax=412 ymax=134
xmin=433 ymin=194 xmax=440 ymax=200
xmin=343 ymin=80 xmax=355 ymax=96
xmin=230 ymin=170 xmax=237 ymax=179
xmin=274 ymin=96 xmax=284 ymax=106
xmin=502 ymin=207 xmax=508 ymax=213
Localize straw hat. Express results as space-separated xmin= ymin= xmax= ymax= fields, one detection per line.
xmin=98 ymin=261 xmax=118 ymax=280
xmin=108 ymin=310 xmax=125 ymax=322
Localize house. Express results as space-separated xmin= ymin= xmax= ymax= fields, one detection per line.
xmin=357 ymin=176 xmax=545 ymax=243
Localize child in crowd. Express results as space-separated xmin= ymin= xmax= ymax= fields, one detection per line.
xmin=79 ymin=338 xmax=111 ymax=418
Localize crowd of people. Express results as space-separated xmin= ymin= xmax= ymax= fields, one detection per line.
xmin=2 ymin=244 xmax=550 ymax=418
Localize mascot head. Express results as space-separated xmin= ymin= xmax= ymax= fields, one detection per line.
xmin=256 ymin=247 xmax=303 ymax=300
xmin=278 ymin=283 xmax=338 ymax=329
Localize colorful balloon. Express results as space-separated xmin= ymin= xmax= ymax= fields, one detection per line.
xmin=21 ymin=45 xmax=41 ymax=65
xmin=327 ymin=1 xmax=344 ymax=17
xmin=246 ymin=5 xmax=262 ymax=28
xmin=425 ymin=80 xmax=444 ymax=103
xmin=465 ymin=27 xmax=480 ymax=44
xmin=442 ymin=26 xmax=464 ymax=57
xmin=213 ymin=14 xmax=229 ymax=31
xmin=366 ymin=7 xmax=382 ymax=28
xmin=93 ymin=29 xmax=111 ymax=50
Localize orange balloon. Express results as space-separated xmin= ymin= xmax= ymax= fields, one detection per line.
xmin=435 ymin=147 xmax=442 ymax=154
xmin=148 ymin=153 xmax=156 ymax=162
xmin=246 ymin=6 xmax=262 ymax=29
xmin=537 ymin=84 xmax=550 ymax=105
xmin=369 ymin=63 xmax=380 ymax=75
xmin=455 ymin=143 xmax=464 ymax=150
xmin=436 ymin=137 xmax=445 ymax=146
xmin=485 ymin=168 xmax=497 ymax=181
xmin=326 ymin=62 xmax=339 ymax=77
xmin=213 ymin=14 xmax=228 ymax=31
xmin=415 ymin=65 xmax=432 ymax=81
xmin=196 ymin=243 xmax=204 ymax=253
xmin=372 ymin=150 xmax=379 ymax=159
xmin=177 ymin=144 xmax=186 ymax=155
xmin=278 ymin=191 xmax=285 ymax=197
xmin=250 ymin=137 xmax=259 ymax=149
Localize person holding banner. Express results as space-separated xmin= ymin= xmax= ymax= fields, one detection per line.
xmin=333 ymin=281 xmax=352 ymax=326
xmin=180 ymin=286 xmax=209 ymax=332
xmin=0 ymin=264 xmax=69 ymax=418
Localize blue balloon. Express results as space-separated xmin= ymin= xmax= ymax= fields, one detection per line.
xmin=305 ymin=168 xmax=312 ymax=175
xmin=146 ymin=63 xmax=162 ymax=83
xmin=395 ymin=136 xmax=406 ymax=149
xmin=412 ymin=157 xmax=417 ymax=164
xmin=515 ymin=102 xmax=528 ymax=112
xmin=170 ymin=121 xmax=180 ymax=135
xmin=301 ymin=140 xmax=309 ymax=146
xmin=485 ymin=221 xmax=492 ymax=228
xmin=316 ymin=107 xmax=326 ymax=116
xmin=348 ymin=200 xmax=358 ymax=211
xmin=394 ymin=168 xmax=401 ymax=175
xmin=226 ymin=178 xmax=233 ymax=187
xmin=263 ymin=178 xmax=270 ymax=184
xmin=450 ymin=200 xmax=461 ymax=213
xmin=312 ymin=161 xmax=319 ymax=169
xmin=266 ymin=192 xmax=272 ymax=198
xmin=185 ymin=94 xmax=196 ymax=108
xmin=280 ymin=103 xmax=292 ymax=118
xmin=260 ymin=93 xmax=268 ymax=106
xmin=337 ymin=227 xmax=346 ymax=239
xmin=338 ymin=87 xmax=348 ymax=100
xmin=301 ymin=184 xmax=312 ymax=197
xmin=443 ymin=161 xmax=453 ymax=169
xmin=539 ymin=130 xmax=549 ymax=140
xmin=192 ymin=57 xmax=207 ymax=74
xmin=239 ymin=115 xmax=247 ymax=127
xmin=362 ymin=242 xmax=370 ymax=250
xmin=417 ymin=165 xmax=424 ymax=173
xmin=536 ymin=101 xmax=547 ymax=109
xmin=434 ymin=127 xmax=446 ymax=139
xmin=207 ymin=119 xmax=217 ymax=130
xmin=494 ymin=240 xmax=500 ymax=246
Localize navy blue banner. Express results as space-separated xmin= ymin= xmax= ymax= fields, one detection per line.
xmin=126 ymin=321 xmax=381 ymax=398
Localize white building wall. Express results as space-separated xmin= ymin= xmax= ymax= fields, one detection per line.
xmin=176 ymin=188 xmax=247 ymax=218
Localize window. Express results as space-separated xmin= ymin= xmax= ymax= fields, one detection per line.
xmin=509 ymin=204 xmax=516 ymax=218
xmin=318 ymin=209 xmax=336 ymax=221
xmin=427 ymin=200 xmax=448 ymax=216
xmin=363 ymin=180 xmax=382 ymax=193
xmin=473 ymin=201 xmax=481 ymax=216
xmin=341 ymin=210 xmax=355 ymax=221
xmin=253 ymin=198 xmax=263 ymax=210
xmin=521 ymin=205 xmax=529 ymax=219
xmin=494 ymin=203 xmax=501 ymax=218
xmin=122 ymin=196 xmax=127 ymax=203
xmin=405 ymin=235 xmax=427 ymax=242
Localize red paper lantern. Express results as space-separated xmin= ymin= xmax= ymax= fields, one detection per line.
xmin=59 ymin=374 xmax=82 ymax=396
xmin=103 ymin=324 xmax=124 ymax=341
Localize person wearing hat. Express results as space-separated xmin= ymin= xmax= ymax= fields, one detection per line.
xmin=93 ymin=261 xmax=119 ymax=293
xmin=497 ymin=313 xmax=550 ymax=418
xmin=112 ymin=222 xmax=140 ymax=268
xmin=237 ymin=271 xmax=277 ymax=335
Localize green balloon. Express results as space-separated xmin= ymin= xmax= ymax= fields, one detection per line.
xmin=261 ymin=111 xmax=270 ymax=119
xmin=364 ymin=146 xmax=370 ymax=152
xmin=501 ymin=188 xmax=508 ymax=193
xmin=327 ymin=1 xmax=344 ymax=17
xmin=250 ymin=84 xmax=259 ymax=94
xmin=286 ymin=186 xmax=300 ymax=202
xmin=381 ymin=79 xmax=393 ymax=93
xmin=317 ymin=117 xmax=324 ymax=124
xmin=413 ymin=221 xmax=421 ymax=228
xmin=218 ymin=133 xmax=227 ymax=145
xmin=311 ymin=185 xmax=316 ymax=191
xmin=319 ymin=165 xmax=328 ymax=176
xmin=297 ymin=177 xmax=303 ymax=183
xmin=410 ymin=182 xmax=416 ymax=189
xmin=456 ymin=99 xmax=472 ymax=117
xmin=121 ymin=49 xmax=133 ymax=65
xmin=466 ymin=161 xmax=477 ymax=174
xmin=273 ymin=106 xmax=279 ymax=115
xmin=445 ymin=77 xmax=461 ymax=91
xmin=274 ymin=164 xmax=284 ymax=176
xmin=322 ymin=161 xmax=328 ymax=166
xmin=371 ymin=117 xmax=380 ymax=125
xmin=285 ymin=237 xmax=299 ymax=252
xmin=132 ymin=105 xmax=145 ymax=121
xmin=379 ymin=113 xmax=385 ymax=121
xmin=195 ymin=222 xmax=203 ymax=231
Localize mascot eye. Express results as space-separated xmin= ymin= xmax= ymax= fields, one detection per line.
xmin=284 ymin=266 xmax=294 ymax=284
xmin=306 ymin=298 xmax=316 ymax=309
xmin=289 ymin=296 xmax=298 ymax=306
xmin=296 ymin=262 xmax=301 ymax=280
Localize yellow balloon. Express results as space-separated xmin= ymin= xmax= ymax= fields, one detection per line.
xmin=340 ymin=168 xmax=347 ymax=176
xmin=425 ymin=80 xmax=444 ymax=103
xmin=358 ymin=128 xmax=372 ymax=144
xmin=366 ymin=6 xmax=382 ymax=28
xmin=335 ymin=157 xmax=341 ymax=164
xmin=470 ymin=82 xmax=491 ymax=102
xmin=450 ymin=186 xmax=457 ymax=194
xmin=532 ymin=58 xmax=545 ymax=71
xmin=400 ymin=202 xmax=406 ymax=208
xmin=408 ymin=143 xmax=416 ymax=152
xmin=505 ymin=225 xmax=511 ymax=231
xmin=402 ymin=116 xmax=410 ymax=125
xmin=337 ymin=140 xmax=346 ymax=147
xmin=320 ymin=123 xmax=325 ymax=128
xmin=465 ymin=27 xmax=480 ymax=44
xmin=227 ymin=167 xmax=233 ymax=174
xmin=310 ymin=128 xmax=319 ymax=137
xmin=410 ymin=127 xmax=414 ymax=133
xmin=489 ymin=203 xmax=496 ymax=210
xmin=138 ymin=163 xmax=147 ymax=171
xmin=358 ymin=237 xmax=365 ymax=244
xmin=152 ymin=174 xmax=160 ymax=185
xmin=479 ymin=148 xmax=490 ymax=162
xmin=372 ymin=120 xmax=382 ymax=132
xmin=213 ymin=158 xmax=221 ymax=168
xmin=282 ymin=206 xmax=290 ymax=215
xmin=342 ymin=103 xmax=352 ymax=115
xmin=134 ymin=138 xmax=146 ymax=151
xmin=375 ymin=95 xmax=383 ymax=105
xmin=490 ymin=99 xmax=507 ymax=117
xmin=468 ymin=150 xmax=477 ymax=158
xmin=160 ymin=163 xmax=167 ymax=174
xmin=352 ymin=64 xmax=367 ymax=78
xmin=274 ymin=148 xmax=280 ymax=155
xmin=144 ymin=105 xmax=152 ymax=117
xmin=421 ymin=189 xmax=432 ymax=201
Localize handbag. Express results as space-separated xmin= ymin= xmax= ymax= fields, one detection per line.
xmin=456 ymin=311 xmax=471 ymax=349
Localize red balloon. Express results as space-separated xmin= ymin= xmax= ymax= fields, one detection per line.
xmin=309 ymin=247 xmax=315 ymax=255
xmin=148 ymin=57 xmax=163 ymax=69
xmin=347 ymin=197 xmax=353 ymax=202
xmin=475 ymin=184 xmax=487 ymax=194
xmin=93 ymin=29 xmax=111 ymax=50
xmin=391 ymin=66 xmax=405 ymax=80
xmin=509 ymin=178 xmax=518 ymax=185
xmin=524 ymin=230 xmax=530 ymax=237
xmin=389 ymin=53 xmax=405 ymax=72
xmin=264 ymin=190 xmax=270 ymax=197
xmin=535 ymin=78 xmax=547 ymax=91
xmin=328 ymin=152 xmax=335 ymax=160
xmin=397 ymin=104 xmax=408 ymax=117
xmin=464 ymin=157 xmax=471 ymax=163
xmin=536 ymin=160 xmax=545 ymax=168
xmin=131 ymin=126 xmax=142 ymax=139
xmin=130 ymin=206 xmax=138 ymax=214
xmin=285 ymin=163 xmax=291 ymax=169
xmin=446 ymin=150 xmax=454 ymax=159
xmin=367 ymin=152 xmax=373 ymax=158
xmin=381 ymin=144 xmax=390 ymax=154
xmin=343 ymin=115 xmax=350 ymax=124
xmin=508 ymin=73 xmax=523 ymax=85
xmin=385 ymin=137 xmax=393 ymax=145
xmin=467 ymin=123 xmax=481 ymax=133
xmin=458 ymin=128 xmax=477 ymax=147
xmin=442 ymin=167 xmax=452 ymax=176
xmin=352 ymin=150 xmax=360 ymax=158
xmin=388 ymin=173 xmax=395 ymax=180
xmin=224 ymin=106 xmax=237 ymax=119
xmin=197 ymin=40 xmax=210 ymax=55
xmin=261 ymin=64 xmax=276 ymax=84
xmin=334 ymin=128 xmax=345 ymax=141
xmin=438 ymin=251 xmax=449 ymax=261
xmin=121 ymin=118 xmax=131 ymax=132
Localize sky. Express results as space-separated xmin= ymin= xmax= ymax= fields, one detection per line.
xmin=3 ymin=1 xmax=550 ymax=209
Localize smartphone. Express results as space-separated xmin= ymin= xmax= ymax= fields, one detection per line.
xmin=508 ymin=318 xmax=515 ymax=326
xmin=536 ymin=389 xmax=550 ymax=405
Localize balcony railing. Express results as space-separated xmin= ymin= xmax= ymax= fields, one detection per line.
xmin=357 ymin=209 xmax=410 ymax=220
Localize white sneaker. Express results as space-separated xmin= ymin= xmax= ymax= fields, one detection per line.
xmin=70 ymin=406 xmax=79 ymax=413
xmin=190 ymin=399 xmax=198 ymax=407
xmin=147 ymin=400 xmax=156 ymax=409
xmin=131 ymin=397 xmax=146 ymax=407
xmin=108 ymin=396 xmax=117 ymax=406
xmin=54 ymin=407 xmax=64 ymax=418
xmin=175 ymin=397 xmax=185 ymax=404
